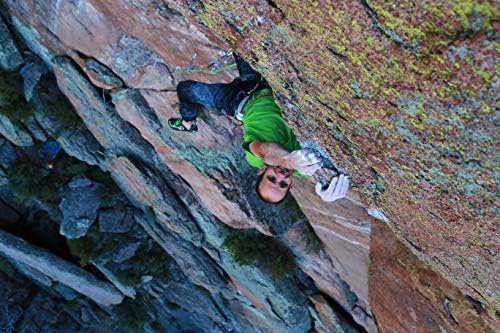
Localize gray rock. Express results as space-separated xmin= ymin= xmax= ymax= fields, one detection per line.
xmin=137 ymin=212 xmax=309 ymax=332
xmin=135 ymin=213 xmax=227 ymax=292
xmin=91 ymin=260 xmax=136 ymax=298
xmin=68 ymin=175 xmax=93 ymax=188
xmin=85 ymin=58 xmax=124 ymax=88
xmin=80 ymin=306 xmax=99 ymax=324
xmin=0 ymin=199 xmax=21 ymax=225
xmin=80 ymin=307 xmax=93 ymax=324
xmin=23 ymin=117 xmax=47 ymax=142
xmin=20 ymin=62 xmax=48 ymax=101
xmin=52 ymin=282 xmax=78 ymax=301
xmin=0 ymin=229 xmax=124 ymax=306
xmin=59 ymin=176 xmax=102 ymax=239
xmin=112 ymin=242 xmax=140 ymax=263
xmin=0 ymin=17 xmax=23 ymax=70
xmin=12 ymin=17 xmax=52 ymax=67
xmin=0 ymin=170 xmax=7 ymax=188
xmin=64 ymin=217 xmax=93 ymax=238
xmin=0 ymin=186 xmax=26 ymax=221
xmin=52 ymin=57 xmax=158 ymax=168
xmin=0 ymin=114 xmax=33 ymax=147
xmin=0 ymin=137 xmax=18 ymax=169
xmin=15 ymin=293 xmax=81 ymax=332
xmin=31 ymin=92 xmax=101 ymax=166
xmin=0 ymin=303 xmax=23 ymax=333
xmin=140 ymin=275 xmax=153 ymax=284
xmin=98 ymin=207 xmax=134 ymax=233
xmin=9 ymin=259 xmax=53 ymax=287
xmin=57 ymin=129 xmax=102 ymax=166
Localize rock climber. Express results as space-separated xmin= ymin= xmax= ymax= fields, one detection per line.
xmin=168 ymin=53 xmax=349 ymax=204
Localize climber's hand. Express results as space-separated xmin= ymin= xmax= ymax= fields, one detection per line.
xmin=315 ymin=174 xmax=349 ymax=202
xmin=284 ymin=149 xmax=323 ymax=176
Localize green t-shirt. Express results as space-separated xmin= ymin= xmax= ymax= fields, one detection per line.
xmin=242 ymin=88 xmax=302 ymax=176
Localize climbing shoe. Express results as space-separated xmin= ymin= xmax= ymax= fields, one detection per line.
xmin=168 ymin=118 xmax=198 ymax=132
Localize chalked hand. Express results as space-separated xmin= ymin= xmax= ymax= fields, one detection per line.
xmin=284 ymin=149 xmax=323 ymax=176
xmin=315 ymin=174 xmax=350 ymax=202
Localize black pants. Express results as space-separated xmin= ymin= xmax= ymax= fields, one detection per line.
xmin=177 ymin=54 xmax=269 ymax=121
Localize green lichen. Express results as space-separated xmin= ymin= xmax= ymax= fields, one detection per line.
xmin=6 ymin=160 xmax=62 ymax=209
xmin=0 ymin=253 xmax=9 ymax=271
xmin=0 ymin=70 xmax=34 ymax=121
xmin=116 ymin=242 xmax=172 ymax=287
xmin=302 ymin=224 xmax=324 ymax=254
xmin=264 ymin=24 xmax=293 ymax=48
xmin=66 ymin=225 xmax=119 ymax=266
xmin=117 ymin=269 xmax=142 ymax=287
xmin=113 ymin=295 xmax=150 ymax=333
xmin=222 ymin=229 xmax=295 ymax=280
xmin=366 ymin=0 xmax=497 ymax=54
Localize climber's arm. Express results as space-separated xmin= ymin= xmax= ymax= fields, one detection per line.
xmin=248 ymin=141 xmax=291 ymax=168
xmin=249 ymin=141 xmax=323 ymax=176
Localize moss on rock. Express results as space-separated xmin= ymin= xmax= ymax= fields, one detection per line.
xmin=223 ymin=229 xmax=295 ymax=280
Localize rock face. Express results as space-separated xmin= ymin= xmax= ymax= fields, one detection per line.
xmin=0 ymin=1 xmax=497 ymax=332
xmin=0 ymin=256 xmax=117 ymax=332
xmin=0 ymin=114 xmax=33 ymax=147
xmin=59 ymin=176 xmax=102 ymax=239
xmin=20 ymin=62 xmax=47 ymax=101
xmin=0 ymin=15 xmax=23 ymax=70
xmin=369 ymin=219 xmax=495 ymax=333
xmin=0 ymin=230 xmax=123 ymax=306
xmin=168 ymin=0 xmax=498 ymax=314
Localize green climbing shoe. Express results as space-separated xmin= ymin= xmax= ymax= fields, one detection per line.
xmin=168 ymin=118 xmax=198 ymax=132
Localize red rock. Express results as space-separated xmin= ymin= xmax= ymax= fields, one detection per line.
xmin=310 ymin=294 xmax=344 ymax=333
xmin=369 ymin=219 xmax=497 ymax=333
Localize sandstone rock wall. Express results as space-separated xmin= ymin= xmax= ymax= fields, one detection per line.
xmin=0 ymin=0 xmax=497 ymax=332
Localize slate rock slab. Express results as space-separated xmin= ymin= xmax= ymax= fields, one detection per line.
xmin=0 ymin=138 xmax=17 ymax=168
xmin=0 ymin=186 xmax=26 ymax=223
xmin=112 ymin=242 xmax=140 ymax=263
xmin=10 ymin=259 xmax=53 ymax=287
xmin=0 ymin=170 xmax=6 ymax=188
xmin=0 ymin=114 xmax=34 ymax=147
xmin=84 ymin=58 xmax=124 ymax=89
xmin=0 ymin=229 xmax=124 ymax=306
xmin=21 ymin=62 xmax=48 ymax=101
xmin=0 ymin=16 xmax=23 ymax=70
xmin=59 ymin=175 xmax=102 ymax=239
xmin=98 ymin=206 xmax=134 ymax=233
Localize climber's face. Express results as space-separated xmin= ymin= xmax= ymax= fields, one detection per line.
xmin=256 ymin=166 xmax=293 ymax=203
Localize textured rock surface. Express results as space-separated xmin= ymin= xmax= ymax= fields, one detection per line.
xmin=310 ymin=294 xmax=347 ymax=333
xmin=0 ymin=230 xmax=123 ymax=306
xmin=0 ymin=113 xmax=33 ymax=147
xmin=370 ymin=219 xmax=497 ymax=332
xmin=59 ymin=176 xmax=102 ymax=239
xmin=98 ymin=206 xmax=134 ymax=233
xmin=168 ymin=0 xmax=498 ymax=312
xmin=291 ymin=177 xmax=376 ymax=330
xmin=0 ymin=258 xmax=118 ymax=332
xmin=0 ymin=0 xmax=497 ymax=332
xmin=20 ymin=62 xmax=47 ymax=101
xmin=0 ymin=15 xmax=23 ymax=70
